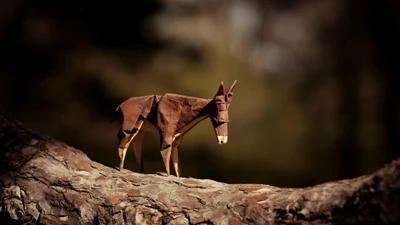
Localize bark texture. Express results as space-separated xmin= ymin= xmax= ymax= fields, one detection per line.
xmin=0 ymin=107 xmax=399 ymax=225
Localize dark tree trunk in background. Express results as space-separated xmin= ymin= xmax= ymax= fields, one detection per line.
xmin=0 ymin=107 xmax=399 ymax=224
xmin=369 ymin=0 xmax=400 ymax=161
xmin=332 ymin=2 xmax=364 ymax=180
xmin=336 ymin=64 xmax=359 ymax=179
xmin=332 ymin=0 xmax=400 ymax=179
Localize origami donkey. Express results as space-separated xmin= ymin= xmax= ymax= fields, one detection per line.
xmin=115 ymin=80 xmax=236 ymax=177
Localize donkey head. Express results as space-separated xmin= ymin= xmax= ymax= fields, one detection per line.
xmin=210 ymin=80 xmax=237 ymax=144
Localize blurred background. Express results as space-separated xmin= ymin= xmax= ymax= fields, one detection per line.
xmin=0 ymin=0 xmax=399 ymax=187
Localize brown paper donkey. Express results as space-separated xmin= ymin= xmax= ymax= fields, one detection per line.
xmin=114 ymin=80 xmax=237 ymax=177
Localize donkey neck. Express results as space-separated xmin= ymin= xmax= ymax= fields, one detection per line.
xmin=174 ymin=96 xmax=214 ymax=135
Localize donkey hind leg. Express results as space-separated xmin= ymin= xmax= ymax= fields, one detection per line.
xmin=171 ymin=134 xmax=183 ymax=177
xmin=131 ymin=130 xmax=146 ymax=173
xmin=117 ymin=130 xmax=131 ymax=170
xmin=118 ymin=121 xmax=144 ymax=170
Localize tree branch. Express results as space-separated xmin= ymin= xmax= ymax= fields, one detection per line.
xmin=0 ymin=107 xmax=399 ymax=224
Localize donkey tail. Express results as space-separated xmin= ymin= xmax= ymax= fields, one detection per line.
xmin=111 ymin=105 xmax=121 ymax=123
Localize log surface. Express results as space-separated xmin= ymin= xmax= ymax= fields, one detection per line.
xmin=0 ymin=107 xmax=399 ymax=225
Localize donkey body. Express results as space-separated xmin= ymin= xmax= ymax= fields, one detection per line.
xmin=115 ymin=80 xmax=236 ymax=177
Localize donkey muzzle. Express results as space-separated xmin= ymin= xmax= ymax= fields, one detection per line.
xmin=217 ymin=135 xmax=228 ymax=144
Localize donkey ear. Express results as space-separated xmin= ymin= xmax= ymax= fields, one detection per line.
xmin=226 ymin=80 xmax=237 ymax=106
xmin=227 ymin=80 xmax=236 ymax=95
xmin=215 ymin=81 xmax=225 ymax=97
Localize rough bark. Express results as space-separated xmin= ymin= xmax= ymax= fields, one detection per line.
xmin=0 ymin=107 xmax=399 ymax=225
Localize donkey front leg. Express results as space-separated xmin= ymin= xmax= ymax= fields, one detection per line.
xmin=160 ymin=135 xmax=176 ymax=176
xmin=171 ymin=134 xmax=183 ymax=177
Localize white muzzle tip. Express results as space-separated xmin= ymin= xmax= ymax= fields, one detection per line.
xmin=217 ymin=136 xmax=228 ymax=144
